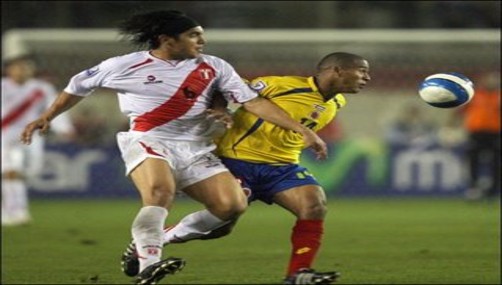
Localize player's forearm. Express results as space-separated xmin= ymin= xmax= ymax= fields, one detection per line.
xmin=242 ymin=97 xmax=308 ymax=134
xmin=42 ymin=91 xmax=83 ymax=121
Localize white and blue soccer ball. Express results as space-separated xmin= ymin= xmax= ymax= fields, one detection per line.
xmin=418 ymin=72 xmax=475 ymax=108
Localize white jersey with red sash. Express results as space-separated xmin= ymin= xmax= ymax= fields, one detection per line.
xmin=64 ymin=51 xmax=258 ymax=141
xmin=2 ymin=78 xmax=54 ymax=144
xmin=1 ymin=77 xmax=73 ymax=172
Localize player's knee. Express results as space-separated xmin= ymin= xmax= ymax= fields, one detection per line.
xmin=300 ymin=202 xmax=327 ymax=220
xmin=143 ymin=184 xmax=175 ymax=207
xmin=222 ymin=199 xmax=247 ymax=219
xmin=209 ymin=197 xmax=247 ymax=220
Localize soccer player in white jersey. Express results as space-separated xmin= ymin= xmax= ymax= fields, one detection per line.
xmin=2 ymin=55 xmax=74 ymax=226
xmin=20 ymin=10 xmax=327 ymax=285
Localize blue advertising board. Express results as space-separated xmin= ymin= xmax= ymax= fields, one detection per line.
xmin=28 ymin=138 xmax=467 ymax=198
xmin=300 ymin=138 xmax=466 ymax=197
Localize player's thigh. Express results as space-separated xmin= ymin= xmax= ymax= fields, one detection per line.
xmin=1 ymin=145 xmax=26 ymax=179
xmin=273 ymin=184 xmax=327 ymax=219
xmin=129 ymin=157 xmax=176 ymax=208
xmin=182 ymin=171 xmax=247 ymax=213
xmin=24 ymin=136 xmax=44 ymax=177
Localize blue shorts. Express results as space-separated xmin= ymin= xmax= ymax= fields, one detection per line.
xmin=220 ymin=157 xmax=320 ymax=204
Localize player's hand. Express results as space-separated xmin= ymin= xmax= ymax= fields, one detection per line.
xmin=206 ymin=108 xmax=234 ymax=129
xmin=301 ymin=128 xmax=328 ymax=160
xmin=20 ymin=118 xmax=50 ymax=145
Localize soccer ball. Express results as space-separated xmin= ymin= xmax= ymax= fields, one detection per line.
xmin=418 ymin=72 xmax=475 ymax=108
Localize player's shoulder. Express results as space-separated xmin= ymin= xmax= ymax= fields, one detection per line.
xmin=249 ymin=76 xmax=309 ymax=92
xmin=334 ymin=93 xmax=347 ymax=108
xmin=197 ymin=54 xmax=231 ymax=68
xmin=29 ymin=78 xmax=55 ymax=88
xmin=22 ymin=78 xmax=58 ymax=96
xmin=97 ymin=51 xmax=151 ymax=71
xmin=198 ymin=54 xmax=224 ymax=62
xmin=252 ymin=75 xmax=307 ymax=85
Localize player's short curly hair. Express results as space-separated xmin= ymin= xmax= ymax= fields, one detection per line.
xmin=317 ymin=52 xmax=365 ymax=70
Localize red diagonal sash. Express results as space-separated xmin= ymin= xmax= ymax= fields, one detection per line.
xmin=2 ymin=89 xmax=44 ymax=130
xmin=133 ymin=62 xmax=216 ymax=131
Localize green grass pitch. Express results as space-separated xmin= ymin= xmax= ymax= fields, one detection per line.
xmin=1 ymin=197 xmax=500 ymax=284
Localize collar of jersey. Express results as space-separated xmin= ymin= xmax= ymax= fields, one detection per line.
xmin=146 ymin=51 xmax=191 ymax=66
xmin=307 ymin=76 xmax=319 ymax=93
xmin=308 ymin=76 xmax=332 ymax=102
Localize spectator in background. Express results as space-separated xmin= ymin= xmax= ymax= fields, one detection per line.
xmin=456 ymin=71 xmax=501 ymax=200
xmin=384 ymin=103 xmax=437 ymax=150
xmin=1 ymin=55 xmax=75 ymax=226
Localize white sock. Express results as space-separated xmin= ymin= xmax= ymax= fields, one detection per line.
xmin=2 ymin=179 xmax=30 ymax=223
xmin=163 ymin=209 xmax=230 ymax=244
xmin=1 ymin=180 xmax=11 ymax=221
xmin=132 ymin=206 xmax=168 ymax=273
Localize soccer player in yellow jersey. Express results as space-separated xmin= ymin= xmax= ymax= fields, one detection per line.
xmin=215 ymin=52 xmax=370 ymax=284
xmin=120 ymin=52 xmax=370 ymax=285
xmin=216 ymin=76 xmax=345 ymax=163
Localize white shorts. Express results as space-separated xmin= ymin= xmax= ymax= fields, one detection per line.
xmin=116 ymin=131 xmax=229 ymax=190
xmin=1 ymin=135 xmax=44 ymax=175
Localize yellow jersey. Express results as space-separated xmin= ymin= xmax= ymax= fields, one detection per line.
xmin=216 ymin=76 xmax=346 ymax=164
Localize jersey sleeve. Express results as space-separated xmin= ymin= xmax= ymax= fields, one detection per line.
xmin=213 ymin=58 xmax=258 ymax=104
xmin=63 ymin=57 xmax=116 ymax=97
xmin=248 ymin=77 xmax=279 ymax=99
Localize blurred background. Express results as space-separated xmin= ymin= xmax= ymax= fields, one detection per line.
xmin=2 ymin=1 xmax=501 ymax=30
xmin=2 ymin=0 xmax=500 ymax=199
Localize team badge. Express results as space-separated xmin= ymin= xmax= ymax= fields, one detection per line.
xmin=250 ymin=80 xmax=266 ymax=92
xmin=85 ymin=65 xmax=99 ymax=76
xmin=199 ymin=68 xmax=214 ymax=80
xmin=310 ymin=104 xmax=326 ymax=119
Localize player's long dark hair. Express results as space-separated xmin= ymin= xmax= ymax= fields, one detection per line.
xmin=118 ymin=10 xmax=198 ymax=49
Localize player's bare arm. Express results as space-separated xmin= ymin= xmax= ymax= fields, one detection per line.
xmin=242 ymin=96 xmax=328 ymax=160
xmin=21 ymin=91 xmax=83 ymax=145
